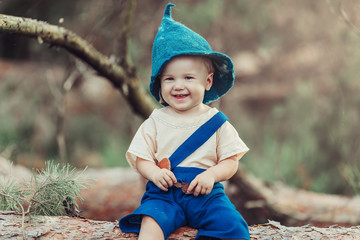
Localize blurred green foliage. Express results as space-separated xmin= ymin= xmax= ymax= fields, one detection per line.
xmin=241 ymin=79 xmax=360 ymax=194
xmin=102 ymin=136 xmax=130 ymax=168
xmin=66 ymin=115 xmax=129 ymax=167
xmin=175 ymin=0 xmax=220 ymax=34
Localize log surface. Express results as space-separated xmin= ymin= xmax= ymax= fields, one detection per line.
xmin=1 ymin=212 xmax=360 ymax=240
xmin=228 ymin=165 xmax=360 ymax=226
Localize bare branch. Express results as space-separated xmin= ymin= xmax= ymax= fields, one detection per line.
xmin=338 ymin=0 xmax=360 ymax=36
xmin=327 ymin=0 xmax=360 ymax=37
xmin=0 ymin=14 xmax=155 ymax=119
xmin=46 ymin=68 xmax=79 ymax=163
xmin=116 ymin=0 xmax=137 ymax=68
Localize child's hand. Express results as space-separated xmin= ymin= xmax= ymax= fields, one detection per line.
xmin=150 ymin=168 xmax=177 ymax=191
xmin=187 ymin=170 xmax=215 ymax=197
xmin=136 ymin=157 xmax=177 ymax=191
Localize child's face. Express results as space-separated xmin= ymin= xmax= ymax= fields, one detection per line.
xmin=160 ymin=56 xmax=213 ymax=115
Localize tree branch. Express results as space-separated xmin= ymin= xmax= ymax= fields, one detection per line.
xmin=116 ymin=0 xmax=137 ymax=68
xmin=0 ymin=13 xmax=155 ymax=119
xmin=338 ymin=0 xmax=360 ymax=36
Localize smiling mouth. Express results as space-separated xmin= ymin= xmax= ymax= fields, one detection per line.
xmin=173 ymin=94 xmax=188 ymax=99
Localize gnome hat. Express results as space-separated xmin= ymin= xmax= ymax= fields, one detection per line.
xmin=149 ymin=3 xmax=235 ymax=105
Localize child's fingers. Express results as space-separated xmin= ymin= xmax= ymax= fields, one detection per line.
xmin=202 ymin=186 xmax=212 ymax=195
xmin=152 ymin=169 xmax=178 ymax=191
xmin=157 ymin=170 xmax=177 ymax=189
xmin=192 ymin=185 xmax=211 ymax=196
xmin=155 ymin=180 xmax=169 ymax=191
xmin=186 ymin=179 xmax=198 ymax=195
xmin=163 ymin=173 xmax=175 ymax=187
xmin=160 ymin=178 xmax=174 ymax=191
xmin=187 ymin=177 xmax=213 ymax=196
xmin=166 ymin=171 xmax=177 ymax=184
xmin=192 ymin=186 xmax=201 ymax=197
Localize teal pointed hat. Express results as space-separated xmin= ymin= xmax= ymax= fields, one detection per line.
xmin=149 ymin=3 xmax=235 ymax=105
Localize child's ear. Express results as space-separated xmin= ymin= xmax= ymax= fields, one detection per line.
xmin=205 ymin=73 xmax=214 ymax=91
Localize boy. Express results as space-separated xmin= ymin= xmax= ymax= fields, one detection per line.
xmin=119 ymin=3 xmax=250 ymax=240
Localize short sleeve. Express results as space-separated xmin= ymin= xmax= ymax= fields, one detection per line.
xmin=216 ymin=121 xmax=249 ymax=162
xmin=125 ymin=118 xmax=157 ymax=169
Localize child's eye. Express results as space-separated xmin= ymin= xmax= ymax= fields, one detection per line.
xmin=163 ymin=77 xmax=174 ymax=81
xmin=185 ymin=76 xmax=194 ymax=80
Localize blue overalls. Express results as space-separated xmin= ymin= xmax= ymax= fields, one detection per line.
xmin=119 ymin=112 xmax=250 ymax=240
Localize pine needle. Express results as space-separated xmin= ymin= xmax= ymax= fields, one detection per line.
xmin=0 ymin=176 xmax=26 ymax=239
xmin=0 ymin=176 xmax=24 ymax=212
xmin=1 ymin=160 xmax=90 ymax=217
xmin=26 ymin=161 xmax=89 ymax=216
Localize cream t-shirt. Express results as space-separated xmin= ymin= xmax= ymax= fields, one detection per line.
xmin=126 ymin=107 xmax=249 ymax=169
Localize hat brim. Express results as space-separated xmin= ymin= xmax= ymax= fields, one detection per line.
xmin=149 ymin=51 xmax=234 ymax=105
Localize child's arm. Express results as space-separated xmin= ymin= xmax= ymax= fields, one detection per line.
xmin=187 ymin=154 xmax=242 ymax=196
xmin=136 ymin=157 xmax=177 ymax=191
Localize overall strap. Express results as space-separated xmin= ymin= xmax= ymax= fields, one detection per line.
xmin=169 ymin=111 xmax=228 ymax=170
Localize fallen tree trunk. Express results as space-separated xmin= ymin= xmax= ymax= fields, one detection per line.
xmin=78 ymin=164 xmax=360 ymax=227
xmin=228 ymin=165 xmax=360 ymax=226
xmin=79 ymin=167 xmax=145 ymax=221
xmin=2 ymin=157 xmax=360 ymax=227
xmin=1 ymin=212 xmax=360 ymax=240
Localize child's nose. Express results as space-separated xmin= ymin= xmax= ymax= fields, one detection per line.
xmin=173 ymin=79 xmax=185 ymax=89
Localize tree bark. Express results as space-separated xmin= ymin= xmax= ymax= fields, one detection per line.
xmin=1 ymin=211 xmax=360 ymax=240
xmin=0 ymin=13 xmax=155 ymax=119
xmin=78 ymin=165 xmax=360 ymax=227
xmin=228 ymin=165 xmax=360 ymax=226
xmin=0 ymin=211 xmax=196 ymax=240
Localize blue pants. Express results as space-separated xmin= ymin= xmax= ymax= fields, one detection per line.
xmin=119 ymin=167 xmax=250 ymax=240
